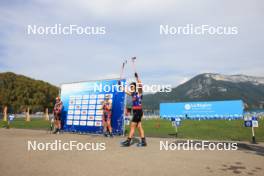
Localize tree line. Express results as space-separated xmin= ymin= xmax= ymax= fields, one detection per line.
xmin=0 ymin=72 xmax=59 ymax=113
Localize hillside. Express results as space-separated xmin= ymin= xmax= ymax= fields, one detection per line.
xmin=143 ymin=73 xmax=264 ymax=110
xmin=0 ymin=72 xmax=59 ymax=113
xmin=1 ymin=72 xmax=264 ymax=112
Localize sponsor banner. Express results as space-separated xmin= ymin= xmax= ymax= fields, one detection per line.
xmin=160 ymin=100 xmax=244 ymax=120
xmin=61 ymin=79 xmax=126 ymax=135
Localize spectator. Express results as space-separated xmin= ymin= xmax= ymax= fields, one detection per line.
xmin=53 ymin=96 xmax=63 ymax=134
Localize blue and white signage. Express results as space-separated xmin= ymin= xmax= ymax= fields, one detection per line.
xmin=171 ymin=117 xmax=181 ymax=127
xmin=60 ymin=79 xmax=126 ymax=135
xmin=160 ymin=100 xmax=244 ymax=120
xmin=244 ymin=116 xmax=258 ymax=128
xmin=244 ymin=120 xmax=252 ymax=127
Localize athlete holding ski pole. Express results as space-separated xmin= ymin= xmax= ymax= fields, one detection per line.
xmin=119 ymin=57 xmax=147 ymax=147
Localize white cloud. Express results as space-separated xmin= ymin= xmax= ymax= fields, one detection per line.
xmin=0 ymin=0 xmax=263 ymax=87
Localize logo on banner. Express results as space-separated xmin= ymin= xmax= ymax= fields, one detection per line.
xmin=184 ymin=104 xmax=191 ymax=110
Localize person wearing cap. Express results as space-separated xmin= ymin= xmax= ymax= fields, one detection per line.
xmin=101 ymin=95 xmax=113 ymax=137
xmin=53 ymin=96 xmax=63 ymax=134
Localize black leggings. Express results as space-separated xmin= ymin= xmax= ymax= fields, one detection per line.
xmin=132 ymin=109 xmax=143 ymax=123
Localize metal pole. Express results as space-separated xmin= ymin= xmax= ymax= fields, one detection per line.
xmin=251 ymin=126 xmax=256 ymax=144
xmin=175 ymin=125 xmax=178 ymax=137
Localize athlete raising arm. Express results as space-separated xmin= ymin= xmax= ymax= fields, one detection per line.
xmin=120 ymin=72 xmax=147 ymax=147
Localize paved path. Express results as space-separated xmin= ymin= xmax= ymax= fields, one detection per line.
xmin=0 ymin=128 xmax=263 ymax=176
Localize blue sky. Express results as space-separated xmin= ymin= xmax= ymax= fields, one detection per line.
xmin=0 ymin=0 xmax=263 ymax=86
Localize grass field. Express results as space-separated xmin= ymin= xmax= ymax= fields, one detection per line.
xmin=140 ymin=119 xmax=264 ymax=142
xmin=0 ymin=118 xmax=50 ymax=130
xmin=1 ymin=118 xmax=264 ymax=142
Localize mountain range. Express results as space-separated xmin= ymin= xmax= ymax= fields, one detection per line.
xmin=1 ymin=72 xmax=263 ymax=112
xmin=143 ymin=73 xmax=264 ymax=110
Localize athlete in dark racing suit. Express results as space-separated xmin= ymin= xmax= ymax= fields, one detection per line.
xmin=121 ymin=72 xmax=147 ymax=147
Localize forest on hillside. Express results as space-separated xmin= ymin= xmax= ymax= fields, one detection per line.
xmin=0 ymin=72 xmax=59 ymax=113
